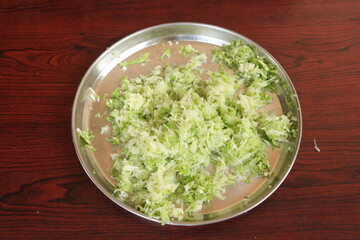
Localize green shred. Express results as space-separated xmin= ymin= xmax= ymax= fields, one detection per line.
xmin=120 ymin=52 xmax=150 ymax=67
xmin=178 ymin=44 xmax=200 ymax=57
xmin=257 ymin=114 xmax=291 ymax=147
xmin=212 ymin=40 xmax=280 ymax=91
xmin=95 ymin=112 xmax=106 ymax=118
xmin=76 ymin=128 xmax=96 ymax=152
xmin=161 ymin=48 xmax=171 ymax=61
xmin=107 ymin=41 xmax=293 ymax=224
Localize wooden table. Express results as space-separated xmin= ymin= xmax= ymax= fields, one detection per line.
xmin=1 ymin=0 xmax=359 ymax=239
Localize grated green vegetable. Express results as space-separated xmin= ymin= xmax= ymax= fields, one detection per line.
xmin=77 ymin=128 xmax=96 ymax=152
xmin=178 ymin=44 xmax=200 ymax=57
xmin=106 ymin=40 xmax=292 ymax=224
xmin=95 ymin=112 xmax=106 ymax=118
xmin=161 ymin=48 xmax=171 ymax=61
xmin=119 ymin=52 xmax=150 ymax=67
xmin=212 ymin=40 xmax=280 ymax=92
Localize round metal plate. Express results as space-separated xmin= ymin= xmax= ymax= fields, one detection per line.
xmin=72 ymin=22 xmax=302 ymax=225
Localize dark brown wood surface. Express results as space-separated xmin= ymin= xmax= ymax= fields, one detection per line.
xmin=0 ymin=0 xmax=359 ymax=239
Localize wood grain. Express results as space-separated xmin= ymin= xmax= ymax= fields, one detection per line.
xmin=0 ymin=0 xmax=359 ymax=239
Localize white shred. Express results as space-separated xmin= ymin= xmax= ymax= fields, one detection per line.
xmin=87 ymin=87 xmax=100 ymax=102
xmin=110 ymin=153 xmax=121 ymax=160
xmin=112 ymin=52 xmax=121 ymax=58
xmin=101 ymin=125 xmax=110 ymax=135
xmin=168 ymin=40 xmax=173 ymax=45
xmin=313 ymin=138 xmax=321 ymax=152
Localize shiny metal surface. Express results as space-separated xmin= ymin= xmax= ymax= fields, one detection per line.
xmin=71 ymin=22 xmax=302 ymax=225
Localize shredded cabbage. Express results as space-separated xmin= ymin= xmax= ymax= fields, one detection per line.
xmin=77 ymin=128 xmax=96 ymax=152
xmin=161 ymin=48 xmax=171 ymax=61
xmin=119 ymin=52 xmax=150 ymax=67
xmin=106 ymin=40 xmax=292 ymax=224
